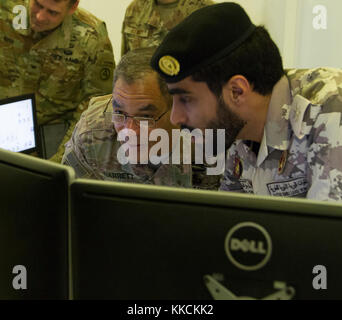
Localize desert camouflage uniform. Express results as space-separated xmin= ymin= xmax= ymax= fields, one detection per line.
xmin=220 ymin=68 xmax=342 ymax=201
xmin=0 ymin=0 xmax=115 ymax=162
xmin=121 ymin=0 xmax=214 ymax=56
xmin=62 ymin=95 xmax=193 ymax=187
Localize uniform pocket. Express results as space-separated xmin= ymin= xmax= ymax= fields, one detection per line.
xmin=39 ymin=50 xmax=84 ymax=102
xmin=123 ymin=24 xmax=149 ymax=38
xmin=123 ymin=24 xmax=150 ymax=52
xmin=123 ymin=23 xmax=168 ymax=51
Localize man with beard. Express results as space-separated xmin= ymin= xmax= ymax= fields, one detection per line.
xmin=151 ymin=2 xmax=342 ymax=200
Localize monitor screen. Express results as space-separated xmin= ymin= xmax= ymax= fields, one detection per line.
xmin=70 ymin=180 xmax=342 ymax=300
xmin=0 ymin=148 xmax=75 ymax=299
xmin=0 ymin=94 xmax=39 ymax=155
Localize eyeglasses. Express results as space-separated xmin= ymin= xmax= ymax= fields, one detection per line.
xmin=103 ymin=97 xmax=169 ymax=128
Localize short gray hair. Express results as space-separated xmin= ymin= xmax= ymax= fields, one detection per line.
xmin=113 ymin=47 xmax=172 ymax=107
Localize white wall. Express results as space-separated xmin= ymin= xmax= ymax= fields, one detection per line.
xmin=80 ymin=0 xmax=132 ymax=64
xmin=80 ymin=0 xmax=271 ymax=65
xmin=294 ymin=0 xmax=342 ymax=68
xmin=80 ymin=0 xmax=342 ymax=69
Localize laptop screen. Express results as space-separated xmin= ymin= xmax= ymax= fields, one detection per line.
xmin=0 ymin=94 xmax=39 ymax=155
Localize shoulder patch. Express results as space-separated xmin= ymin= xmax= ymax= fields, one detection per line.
xmin=77 ymin=94 xmax=112 ymax=135
xmin=73 ymin=8 xmax=102 ymax=30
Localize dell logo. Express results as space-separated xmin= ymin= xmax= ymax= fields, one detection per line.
xmin=225 ymin=222 xmax=272 ymax=271
xmin=230 ymin=238 xmax=267 ymax=255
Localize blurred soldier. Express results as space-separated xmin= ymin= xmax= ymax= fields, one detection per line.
xmin=62 ymin=47 xmax=194 ymax=187
xmin=121 ymin=0 xmax=214 ymax=56
xmin=151 ymin=3 xmax=342 ymax=200
xmin=0 ymin=0 xmax=115 ymax=162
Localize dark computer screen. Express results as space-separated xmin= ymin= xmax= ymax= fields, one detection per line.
xmin=0 ymin=148 xmax=74 ymax=299
xmin=70 ymin=179 xmax=342 ymax=300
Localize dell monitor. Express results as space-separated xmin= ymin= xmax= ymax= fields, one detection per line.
xmin=70 ymin=180 xmax=342 ymax=300
xmin=0 ymin=148 xmax=75 ymax=299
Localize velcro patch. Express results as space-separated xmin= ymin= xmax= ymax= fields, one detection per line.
xmin=65 ymin=151 xmax=90 ymax=178
xmin=103 ymin=171 xmax=134 ymax=180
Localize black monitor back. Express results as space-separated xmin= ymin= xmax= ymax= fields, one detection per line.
xmin=70 ymin=180 xmax=342 ymax=300
xmin=0 ymin=148 xmax=74 ymax=299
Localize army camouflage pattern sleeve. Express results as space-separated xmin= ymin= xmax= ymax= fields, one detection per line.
xmin=306 ymin=107 xmax=342 ymax=201
xmin=51 ymin=21 xmax=115 ymax=163
xmin=61 ymin=100 xmax=100 ymax=179
xmin=290 ymin=68 xmax=342 ymax=201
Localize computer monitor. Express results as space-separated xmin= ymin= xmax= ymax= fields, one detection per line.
xmin=70 ymin=180 xmax=342 ymax=300
xmin=0 ymin=148 xmax=75 ymax=299
xmin=0 ymin=94 xmax=40 ymax=156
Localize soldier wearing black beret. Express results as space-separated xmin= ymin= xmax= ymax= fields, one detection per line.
xmin=150 ymin=2 xmax=342 ymax=201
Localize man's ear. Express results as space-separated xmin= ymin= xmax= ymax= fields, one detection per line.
xmin=68 ymin=0 xmax=79 ymax=15
xmin=222 ymin=75 xmax=251 ymax=107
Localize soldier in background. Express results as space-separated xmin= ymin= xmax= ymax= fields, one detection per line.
xmin=121 ymin=0 xmax=214 ymax=56
xmin=151 ymin=3 xmax=342 ymax=200
xmin=62 ymin=47 xmax=193 ymax=188
xmin=0 ymin=0 xmax=115 ymax=162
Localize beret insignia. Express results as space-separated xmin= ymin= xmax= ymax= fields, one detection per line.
xmin=158 ymin=56 xmax=180 ymax=76
xmin=151 ymin=3 xmax=256 ymax=83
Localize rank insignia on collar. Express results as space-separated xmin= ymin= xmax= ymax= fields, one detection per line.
xmin=278 ymin=150 xmax=288 ymax=175
xmin=159 ymin=55 xmax=180 ymax=76
xmin=233 ymin=156 xmax=243 ymax=179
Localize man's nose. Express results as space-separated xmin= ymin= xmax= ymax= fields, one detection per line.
xmin=124 ymin=117 xmax=140 ymax=132
xmin=170 ymin=102 xmax=187 ymax=126
xmin=36 ymin=10 xmax=48 ymax=22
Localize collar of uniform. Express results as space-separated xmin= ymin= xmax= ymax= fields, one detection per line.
xmin=149 ymin=0 xmax=181 ymax=28
xmin=237 ymin=134 xmax=269 ymax=167
xmin=263 ymin=75 xmax=292 ymax=150
xmin=60 ymin=12 xmax=72 ymax=44
xmin=284 ymin=94 xmax=313 ymax=139
xmin=248 ymin=75 xmax=291 ymax=167
xmin=156 ymin=0 xmax=180 ymax=9
xmin=31 ymin=12 xmax=72 ymax=50
xmin=256 ymin=130 xmax=269 ymax=166
xmin=254 ymin=75 xmax=313 ymax=167
xmin=246 ymin=76 xmax=290 ymax=166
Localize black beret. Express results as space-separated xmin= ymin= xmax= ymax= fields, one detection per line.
xmin=151 ymin=2 xmax=256 ymax=83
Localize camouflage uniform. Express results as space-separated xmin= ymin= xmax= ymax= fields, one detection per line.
xmin=62 ymin=95 xmax=192 ymax=187
xmin=0 ymin=0 xmax=115 ymax=162
xmin=220 ymin=68 xmax=342 ymax=201
xmin=191 ymin=164 xmax=222 ymax=190
xmin=121 ymin=0 xmax=214 ymax=56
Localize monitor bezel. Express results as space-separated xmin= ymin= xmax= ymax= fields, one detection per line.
xmin=0 ymin=148 xmax=76 ymax=299
xmin=70 ymin=179 xmax=342 ymax=219
xmin=0 ymin=93 xmax=41 ymax=157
